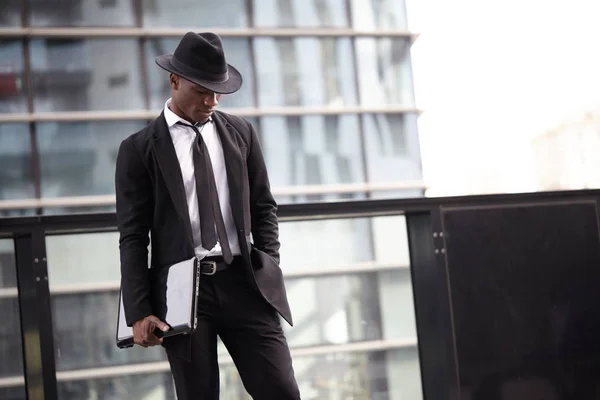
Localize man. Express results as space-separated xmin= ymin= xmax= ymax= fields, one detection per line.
xmin=115 ymin=32 xmax=300 ymax=399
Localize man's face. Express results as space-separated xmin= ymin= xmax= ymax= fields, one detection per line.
xmin=170 ymin=74 xmax=222 ymax=123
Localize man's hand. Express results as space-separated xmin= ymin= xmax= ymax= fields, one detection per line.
xmin=132 ymin=315 xmax=170 ymax=347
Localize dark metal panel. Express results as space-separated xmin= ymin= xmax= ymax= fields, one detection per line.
xmin=406 ymin=210 xmax=459 ymax=400
xmin=15 ymin=229 xmax=58 ymax=400
xmin=442 ymin=200 xmax=600 ymax=399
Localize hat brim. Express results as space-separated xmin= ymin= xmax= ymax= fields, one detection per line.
xmin=155 ymin=54 xmax=243 ymax=94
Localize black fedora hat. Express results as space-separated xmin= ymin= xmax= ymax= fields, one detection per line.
xmin=155 ymin=32 xmax=242 ymax=94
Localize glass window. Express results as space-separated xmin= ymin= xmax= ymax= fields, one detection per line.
xmin=0 ymin=386 xmax=26 ymax=400
xmin=0 ymin=239 xmax=25 ymax=387
xmin=46 ymin=233 xmax=121 ymax=286
xmin=29 ymin=0 xmax=135 ymax=27
xmin=253 ymin=0 xmax=348 ymax=27
xmin=30 ymin=39 xmax=145 ymax=112
xmin=0 ymin=122 xmax=36 ymax=218
xmin=0 ymin=239 xmax=18 ymax=288
xmin=46 ymin=233 xmax=166 ymax=371
xmin=220 ymin=348 xmax=423 ymax=399
xmin=350 ymin=0 xmax=408 ymax=30
xmin=58 ymin=372 xmax=175 ymax=399
xmin=0 ymin=123 xmax=35 ymax=211
xmin=259 ymin=114 xmax=365 ymax=203
xmin=356 ymin=38 xmax=414 ymax=107
xmin=278 ymin=215 xmax=407 ymax=273
xmin=283 ymin=269 xmax=418 ymax=348
xmin=254 ymin=37 xmax=358 ymax=107
xmin=52 ymin=291 xmax=167 ymax=371
xmin=362 ymin=113 xmax=423 ymax=198
xmin=142 ymin=0 xmax=248 ymax=28
xmin=0 ymin=41 xmax=27 ymax=114
xmin=146 ymin=38 xmax=255 ymax=109
xmin=37 ymin=120 xmax=147 ymax=198
xmin=0 ymin=1 xmax=21 ymax=27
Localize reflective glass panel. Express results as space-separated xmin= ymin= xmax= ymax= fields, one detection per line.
xmin=0 ymin=41 xmax=27 ymax=114
xmin=283 ymin=214 xmax=417 ymax=346
xmin=356 ymin=38 xmax=415 ymax=107
xmin=0 ymin=123 xmax=35 ymax=216
xmin=46 ymin=233 xmax=121 ymax=286
xmin=254 ymin=37 xmax=358 ymax=107
xmin=260 ymin=114 xmax=365 ymax=203
xmin=219 ymin=348 xmax=423 ymax=399
xmin=253 ymin=0 xmax=348 ymax=27
xmin=142 ymin=0 xmax=248 ymax=28
xmin=0 ymin=386 xmax=26 ymax=400
xmin=146 ymin=38 xmax=255 ymax=109
xmin=280 ymin=218 xmax=373 ymax=271
xmin=46 ymin=233 xmax=166 ymax=371
xmin=283 ymin=269 xmax=418 ymax=348
xmin=37 ymin=120 xmax=147 ymax=198
xmin=350 ymin=0 xmax=408 ymax=30
xmin=0 ymin=239 xmax=25 ymax=387
xmin=29 ymin=0 xmax=135 ymax=27
xmin=30 ymin=39 xmax=145 ymax=112
xmin=52 ymin=291 xmax=167 ymax=371
xmin=278 ymin=215 xmax=410 ymax=273
xmin=58 ymin=372 xmax=175 ymax=399
xmin=0 ymin=1 xmax=21 ymax=27
xmin=362 ymin=113 xmax=423 ymax=198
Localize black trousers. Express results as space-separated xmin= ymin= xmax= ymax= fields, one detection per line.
xmin=165 ymin=261 xmax=300 ymax=399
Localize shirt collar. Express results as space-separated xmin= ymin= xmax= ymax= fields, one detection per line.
xmin=163 ymin=98 xmax=212 ymax=128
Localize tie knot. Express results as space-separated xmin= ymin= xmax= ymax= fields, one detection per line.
xmin=175 ymin=120 xmax=210 ymax=130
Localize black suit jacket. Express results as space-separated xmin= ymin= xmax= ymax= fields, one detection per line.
xmin=115 ymin=110 xmax=292 ymax=358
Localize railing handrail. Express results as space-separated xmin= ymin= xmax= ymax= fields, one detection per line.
xmin=1 ymin=188 xmax=598 ymax=234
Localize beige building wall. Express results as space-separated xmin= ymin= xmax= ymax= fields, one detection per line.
xmin=531 ymin=111 xmax=600 ymax=191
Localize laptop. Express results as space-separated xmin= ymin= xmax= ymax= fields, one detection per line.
xmin=116 ymin=257 xmax=201 ymax=348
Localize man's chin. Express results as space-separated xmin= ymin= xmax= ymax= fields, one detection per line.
xmin=196 ymin=111 xmax=213 ymax=119
xmin=195 ymin=111 xmax=213 ymax=121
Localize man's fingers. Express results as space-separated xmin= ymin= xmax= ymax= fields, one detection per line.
xmin=147 ymin=316 xmax=170 ymax=332
xmin=133 ymin=315 xmax=168 ymax=347
xmin=137 ymin=336 xmax=160 ymax=347
xmin=143 ymin=334 xmax=162 ymax=346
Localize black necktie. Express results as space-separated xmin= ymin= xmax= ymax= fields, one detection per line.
xmin=176 ymin=121 xmax=233 ymax=264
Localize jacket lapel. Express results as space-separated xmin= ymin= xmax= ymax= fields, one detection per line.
xmin=212 ymin=112 xmax=245 ymax=232
xmin=152 ymin=113 xmax=194 ymax=247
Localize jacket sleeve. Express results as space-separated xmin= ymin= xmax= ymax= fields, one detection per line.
xmin=245 ymin=120 xmax=281 ymax=264
xmin=115 ymin=138 xmax=154 ymax=326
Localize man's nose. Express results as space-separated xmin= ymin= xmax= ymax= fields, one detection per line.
xmin=205 ymin=92 xmax=218 ymax=107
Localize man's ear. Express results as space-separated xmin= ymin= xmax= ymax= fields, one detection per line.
xmin=170 ymin=73 xmax=179 ymax=89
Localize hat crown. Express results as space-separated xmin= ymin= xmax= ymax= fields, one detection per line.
xmin=173 ymin=32 xmax=228 ymax=76
xmin=154 ymin=31 xmax=242 ymax=94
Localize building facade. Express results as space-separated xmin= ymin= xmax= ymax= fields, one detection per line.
xmin=0 ymin=1 xmax=425 ymax=399
xmin=531 ymin=111 xmax=600 ymax=192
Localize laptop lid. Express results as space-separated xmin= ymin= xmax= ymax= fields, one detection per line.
xmin=116 ymin=257 xmax=200 ymax=348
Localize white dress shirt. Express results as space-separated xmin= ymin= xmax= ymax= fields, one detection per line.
xmin=163 ymin=98 xmax=241 ymax=259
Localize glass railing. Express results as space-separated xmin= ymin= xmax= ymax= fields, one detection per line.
xmin=1 ymin=199 xmax=426 ymax=400
xmin=3 ymin=190 xmax=600 ymax=399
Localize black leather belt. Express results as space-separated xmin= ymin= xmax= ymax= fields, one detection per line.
xmin=199 ymin=256 xmax=242 ymax=275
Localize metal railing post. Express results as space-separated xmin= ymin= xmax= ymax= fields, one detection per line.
xmin=15 ymin=228 xmax=58 ymax=400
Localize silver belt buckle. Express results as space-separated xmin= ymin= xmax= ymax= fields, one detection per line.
xmin=201 ymin=261 xmax=217 ymax=275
